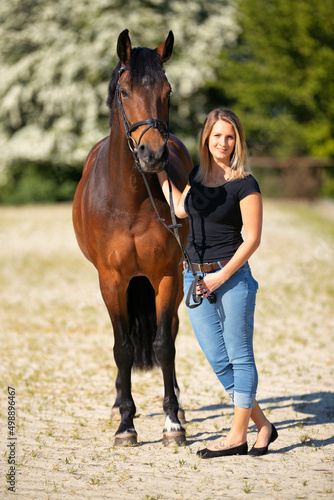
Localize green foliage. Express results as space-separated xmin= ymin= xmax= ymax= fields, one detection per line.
xmin=252 ymin=166 xmax=329 ymax=199
xmin=206 ymin=0 xmax=334 ymax=159
xmin=321 ymin=168 xmax=334 ymax=198
xmin=0 ymin=163 xmax=81 ymax=204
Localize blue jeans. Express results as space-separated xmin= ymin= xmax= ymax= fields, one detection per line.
xmin=183 ymin=262 xmax=259 ymax=409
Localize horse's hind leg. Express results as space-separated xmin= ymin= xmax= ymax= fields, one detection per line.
xmin=110 ymin=371 xmax=121 ymax=420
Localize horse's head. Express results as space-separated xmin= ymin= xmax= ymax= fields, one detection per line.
xmin=109 ymin=30 xmax=174 ymax=174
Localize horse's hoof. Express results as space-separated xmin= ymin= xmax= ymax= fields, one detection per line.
xmin=162 ymin=430 xmax=186 ymax=447
xmin=110 ymin=406 xmax=121 ymax=421
xmin=114 ymin=431 xmax=138 ymax=447
xmin=178 ymin=408 xmax=186 ymax=425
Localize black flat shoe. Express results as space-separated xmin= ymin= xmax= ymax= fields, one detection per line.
xmin=197 ymin=442 xmax=248 ymax=459
xmin=248 ymin=423 xmax=278 ymax=456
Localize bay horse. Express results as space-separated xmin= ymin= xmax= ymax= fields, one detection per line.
xmin=72 ymin=29 xmax=192 ymax=446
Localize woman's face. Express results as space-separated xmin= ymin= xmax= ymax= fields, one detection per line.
xmin=208 ymin=120 xmax=236 ymax=166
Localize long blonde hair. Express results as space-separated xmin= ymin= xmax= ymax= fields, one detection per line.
xmin=196 ymin=109 xmax=250 ymax=184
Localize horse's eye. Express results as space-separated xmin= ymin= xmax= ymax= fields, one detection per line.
xmin=120 ymin=88 xmax=129 ymax=98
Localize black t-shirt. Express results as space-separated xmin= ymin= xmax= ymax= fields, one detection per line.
xmin=184 ymin=166 xmax=261 ymax=263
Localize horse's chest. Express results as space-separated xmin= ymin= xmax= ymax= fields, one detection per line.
xmin=134 ymin=228 xmax=168 ymax=257
xmin=101 ymin=213 xmax=174 ymax=263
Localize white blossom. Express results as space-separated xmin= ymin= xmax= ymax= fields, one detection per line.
xmin=0 ymin=0 xmax=239 ymax=180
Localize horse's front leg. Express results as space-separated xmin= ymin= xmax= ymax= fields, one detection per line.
xmin=99 ymin=273 xmax=137 ymax=446
xmin=153 ymin=275 xmax=186 ymax=446
xmin=171 ymin=275 xmax=187 ymax=425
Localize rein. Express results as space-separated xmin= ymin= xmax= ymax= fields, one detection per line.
xmin=115 ymin=69 xmax=203 ymax=308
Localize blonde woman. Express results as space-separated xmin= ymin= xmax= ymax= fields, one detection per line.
xmin=157 ymin=109 xmax=278 ymax=458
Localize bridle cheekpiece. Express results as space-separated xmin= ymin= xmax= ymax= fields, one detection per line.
xmin=115 ymin=67 xmax=170 ymax=171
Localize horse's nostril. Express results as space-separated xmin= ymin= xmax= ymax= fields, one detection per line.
xmin=137 ymin=144 xmax=150 ymax=161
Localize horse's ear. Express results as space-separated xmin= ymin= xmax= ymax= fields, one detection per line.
xmin=156 ymin=31 xmax=174 ymax=63
xmin=117 ymin=29 xmax=132 ymax=64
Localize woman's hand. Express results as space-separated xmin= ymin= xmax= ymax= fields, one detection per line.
xmin=196 ymin=271 xmax=225 ymax=298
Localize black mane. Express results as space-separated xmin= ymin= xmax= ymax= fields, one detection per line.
xmin=106 ymin=47 xmax=166 ymax=128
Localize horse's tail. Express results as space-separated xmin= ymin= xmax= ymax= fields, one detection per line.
xmin=126 ymin=276 xmax=158 ymax=370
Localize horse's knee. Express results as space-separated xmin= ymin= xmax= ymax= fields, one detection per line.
xmin=113 ymin=341 xmax=134 ymax=368
xmin=153 ymin=335 xmax=175 ymax=366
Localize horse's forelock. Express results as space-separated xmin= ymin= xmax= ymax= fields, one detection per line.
xmin=129 ymin=47 xmax=165 ymax=87
xmin=107 ymin=47 xmax=166 ymax=127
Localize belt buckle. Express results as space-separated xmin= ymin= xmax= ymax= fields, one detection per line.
xmin=198 ymin=263 xmax=205 ymax=273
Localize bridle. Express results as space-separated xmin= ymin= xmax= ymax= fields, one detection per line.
xmin=115 ymin=67 xmax=203 ymax=308
xmin=115 ymin=67 xmax=170 ymax=171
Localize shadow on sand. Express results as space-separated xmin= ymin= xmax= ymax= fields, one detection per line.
xmin=184 ymin=391 xmax=334 ymax=450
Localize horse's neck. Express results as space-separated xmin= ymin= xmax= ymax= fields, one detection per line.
xmin=107 ymin=127 xmax=157 ymax=206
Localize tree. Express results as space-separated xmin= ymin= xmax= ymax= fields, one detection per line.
xmin=205 ymin=0 xmax=334 ymax=159
xmin=0 ymin=0 xmax=238 ymax=201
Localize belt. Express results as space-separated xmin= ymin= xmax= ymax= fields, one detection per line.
xmin=183 ymin=259 xmax=230 ymax=273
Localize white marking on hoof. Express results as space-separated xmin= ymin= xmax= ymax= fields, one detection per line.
xmin=122 ymin=427 xmax=136 ymax=433
xmin=164 ymin=415 xmax=182 ymax=432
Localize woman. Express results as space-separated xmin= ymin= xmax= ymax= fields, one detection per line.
xmin=157 ymin=109 xmax=278 ymax=458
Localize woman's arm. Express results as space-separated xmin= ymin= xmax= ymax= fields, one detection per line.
xmin=198 ymin=192 xmax=263 ymax=297
xmin=157 ymin=170 xmax=190 ymax=219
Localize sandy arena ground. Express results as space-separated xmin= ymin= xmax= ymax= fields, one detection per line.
xmin=0 ymin=199 xmax=333 ymax=499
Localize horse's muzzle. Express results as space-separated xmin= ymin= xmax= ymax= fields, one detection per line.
xmin=137 ymin=142 xmax=169 ymax=173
